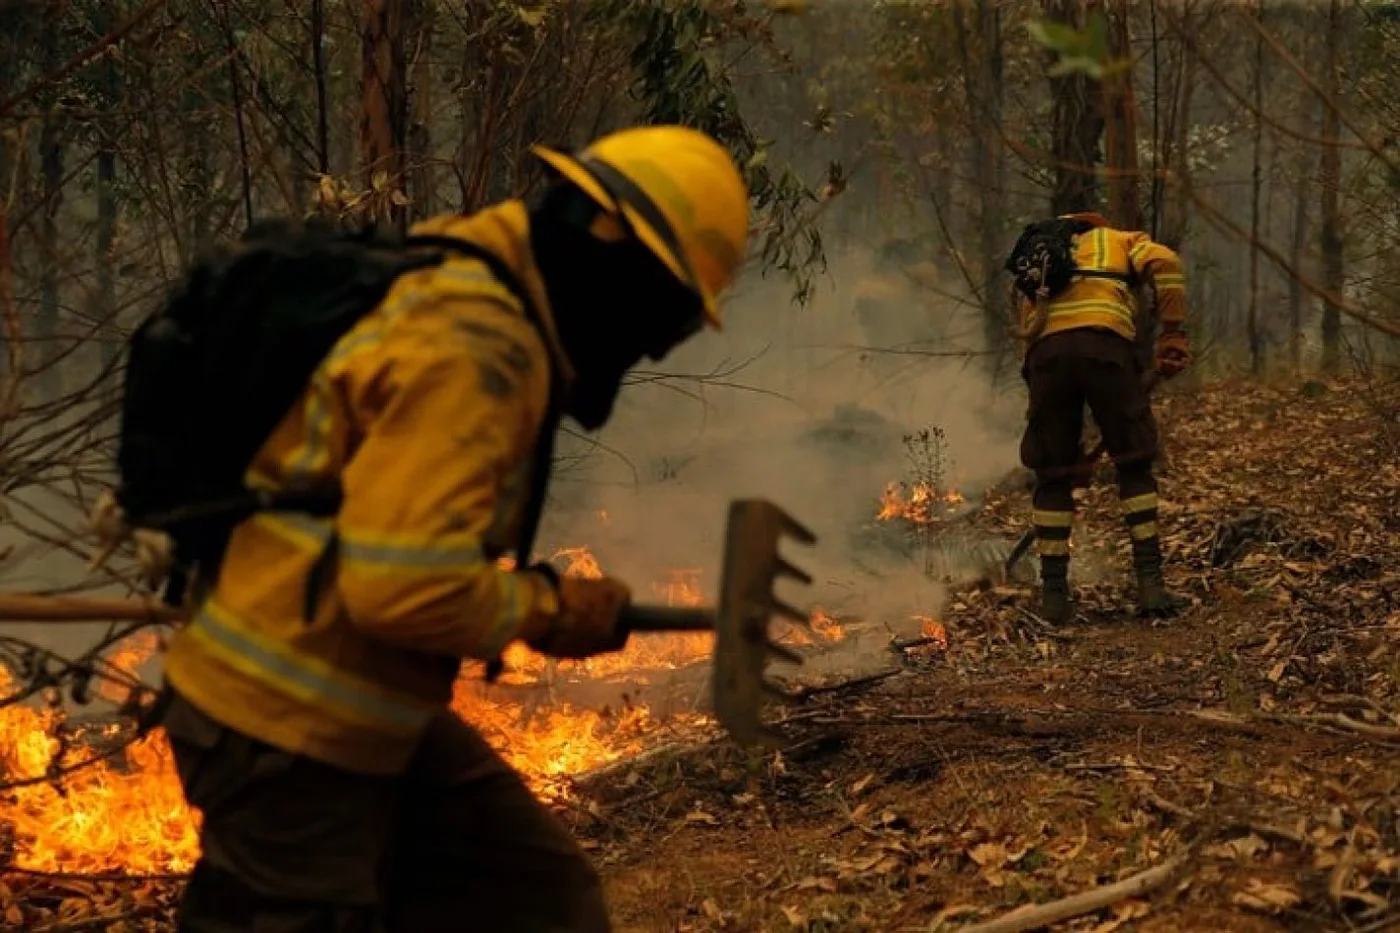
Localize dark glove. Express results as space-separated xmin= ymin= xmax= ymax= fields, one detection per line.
xmin=526 ymin=574 xmax=632 ymax=660
xmin=1154 ymin=331 xmax=1191 ymax=378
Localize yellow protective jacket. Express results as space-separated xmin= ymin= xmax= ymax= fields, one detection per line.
xmin=1020 ymin=215 xmax=1186 ymax=344
xmin=163 ymin=202 xmax=571 ymax=775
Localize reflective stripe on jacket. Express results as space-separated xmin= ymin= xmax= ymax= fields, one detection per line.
xmin=164 ymin=202 xmax=567 ymax=775
xmin=1019 ymin=222 xmax=1187 ymax=344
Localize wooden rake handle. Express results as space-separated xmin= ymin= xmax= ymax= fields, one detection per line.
xmin=0 ymin=593 xmax=186 ymax=624
xmin=617 ymin=605 xmax=715 ymax=633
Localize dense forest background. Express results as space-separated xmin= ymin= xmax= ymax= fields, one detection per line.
xmin=1 ymin=0 xmax=1399 ymax=596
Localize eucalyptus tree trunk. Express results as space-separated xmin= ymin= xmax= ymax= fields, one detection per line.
xmin=361 ymin=0 xmax=409 ymax=230
xmin=1317 ymin=0 xmax=1344 ymax=374
xmin=407 ymin=0 xmax=436 ymax=220
xmin=1044 ymin=0 xmax=1105 ymax=215
xmin=953 ymin=1 xmax=1008 ymax=371
xmin=36 ymin=12 xmax=66 ymax=400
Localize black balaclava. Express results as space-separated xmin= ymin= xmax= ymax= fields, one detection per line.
xmin=528 ymin=179 xmax=705 ymax=431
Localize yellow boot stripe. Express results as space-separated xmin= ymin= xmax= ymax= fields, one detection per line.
xmin=1032 ymin=509 xmax=1075 ymax=528
xmin=1129 ymin=521 xmax=1159 ymax=541
xmin=1037 ymin=539 xmax=1070 ymax=557
xmin=1120 ymin=493 xmax=1158 ymax=514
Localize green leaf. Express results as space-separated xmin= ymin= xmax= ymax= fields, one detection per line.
xmin=1047 ymin=55 xmax=1104 ymax=80
xmin=514 ymin=4 xmax=546 ymax=28
xmin=1026 ymin=18 xmax=1082 ymax=54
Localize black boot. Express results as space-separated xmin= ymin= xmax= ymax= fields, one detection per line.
xmin=1132 ymin=537 xmax=1188 ymax=617
xmin=1038 ymin=555 xmax=1073 ymax=624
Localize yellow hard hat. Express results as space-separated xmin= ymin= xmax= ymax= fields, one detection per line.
xmin=530 ymin=126 xmax=749 ymax=328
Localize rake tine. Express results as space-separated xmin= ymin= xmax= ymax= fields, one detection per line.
xmin=769 ymin=597 xmax=808 ymax=626
xmin=775 ymin=509 xmax=817 ymax=546
xmin=773 ymin=556 xmax=813 ymax=586
xmin=764 ymin=639 xmax=803 ymax=667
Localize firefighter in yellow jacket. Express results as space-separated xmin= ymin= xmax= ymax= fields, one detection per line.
xmin=1009 ymin=212 xmax=1190 ymax=623
xmin=157 ymin=126 xmax=750 ymax=932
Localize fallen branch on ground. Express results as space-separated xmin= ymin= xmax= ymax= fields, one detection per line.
xmin=1265 ymin=711 xmax=1400 ymax=741
xmin=574 ymin=740 xmax=710 ymax=789
xmin=1142 ymin=793 xmax=1309 ymax=845
xmin=781 ymin=668 xmax=902 ymax=701
xmin=954 ymin=853 xmax=1189 ymax=933
xmin=801 ymin=705 xmax=1400 ymax=745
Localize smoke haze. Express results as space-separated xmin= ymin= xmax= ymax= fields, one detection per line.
xmin=542 ymin=245 xmax=1027 ymax=641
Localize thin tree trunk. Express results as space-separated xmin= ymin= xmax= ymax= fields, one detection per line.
xmin=1044 ymin=0 xmax=1105 ymax=215
xmin=953 ymin=1 xmax=1008 ymax=370
xmin=407 ymin=0 xmax=435 ymax=220
xmin=1288 ymin=153 xmax=1311 ymax=372
xmin=1148 ymin=0 xmax=1163 ymax=239
xmin=36 ymin=16 xmax=65 ymax=400
xmin=1103 ymin=0 xmax=1141 ymax=230
xmin=361 ymin=0 xmax=408 ymax=230
xmin=182 ymin=87 xmax=212 ymax=257
xmin=312 ymin=0 xmax=330 ymax=175
xmin=1100 ymin=0 xmax=1150 ymax=367
xmin=90 ymin=3 xmax=122 ymax=396
xmin=1157 ymin=29 xmax=1195 ymax=252
xmin=96 ymin=146 xmax=117 ymax=382
xmin=219 ymin=0 xmax=254 ymax=229
xmin=1318 ymin=0 xmax=1344 ymax=374
xmin=1247 ymin=1 xmax=1265 ymax=375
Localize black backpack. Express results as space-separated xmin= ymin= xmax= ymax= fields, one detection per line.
xmin=1003 ymin=217 xmax=1132 ymax=303
xmin=115 ymin=218 xmax=558 ymax=607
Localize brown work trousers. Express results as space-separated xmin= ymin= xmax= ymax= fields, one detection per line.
xmin=162 ymin=689 xmax=611 ymax=933
xmin=1019 ymin=328 xmax=1159 ymax=512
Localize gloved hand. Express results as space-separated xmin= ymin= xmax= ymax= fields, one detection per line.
xmin=526 ymin=574 xmax=632 ymax=660
xmin=1154 ymin=331 xmax=1191 ymax=378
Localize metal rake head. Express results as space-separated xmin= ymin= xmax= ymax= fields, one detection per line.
xmin=711 ymin=499 xmax=818 ymax=747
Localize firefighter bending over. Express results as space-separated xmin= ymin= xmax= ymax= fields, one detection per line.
xmin=1005 ymin=212 xmax=1191 ymax=623
xmin=158 ymin=126 xmax=749 ymax=932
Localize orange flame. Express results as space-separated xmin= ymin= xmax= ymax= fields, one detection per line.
xmin=779 ymin=607 xmax=846 ymax=647
xmin=917 ymin=615 xmax=949 ymax=650
xmin=0 ymin=661 xmax=200 ymax=874
xmin=877 ymin=481 xmax=965 ymax=525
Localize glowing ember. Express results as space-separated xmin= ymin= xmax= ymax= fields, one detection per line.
xmin=877 ymin=480 xmax=966 ymax=525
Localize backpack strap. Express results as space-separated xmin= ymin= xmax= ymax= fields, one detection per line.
xmin=1075 ymin=269 xmax=1135 ymax=285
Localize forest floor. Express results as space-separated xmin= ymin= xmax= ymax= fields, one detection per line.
xmin=578 ymin=375 xmax=1400 ymax=933
xmin=7 ymin=375 xmax=1400 ymax=932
